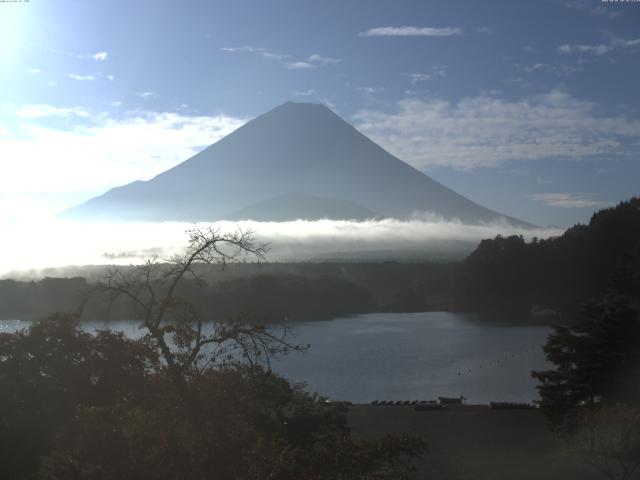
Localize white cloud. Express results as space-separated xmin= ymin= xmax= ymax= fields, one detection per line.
xmin=565 ymin=0 xmax=622 ymax=19
xmin=221 ymin=46 xmax=289 ymax=61
xmin=27 ymin=68 xmax=41 ymax=74
xmin=0 ymin=106 xmax=247 ymax=193
xmin=92 ymin=51 xmax=109 ymax=61
xmin=356 ymin=86 xmax=384 ymax=95
xmin=68 ymin=73 xmax=97 ymax=81
xmin=106 ymin=74 xmax=115 ymax=81
xmin=294 ymin=89 xmax=318 ymax=97
xmin=222 ymin=46 xmax=339 ymax=71
xmin=611 ymin=37 xmax=640 ymax=48
xmin=559 ymin=36 xmax=640 ymax=56
xmin=352 ymin=90 xmax=640 ymax=170
xmin=139 ymin=91 xmax=154 ymax=98
xmin=286 ymin=61 xmax=316 ymax=70
xmin=307 ymin=54 xmax=341 ymax=65
xmin=73 ymin=51 xmax=109 ymax=61
xmin=404 ymin=67 xmax=446 ymax=84
xmin=361 ymin=26 xmax=464 ymax=37
xmin=524 ymin=63 xmax=544 ymax=72
xmin=406 ymin=73 xmax=431 ymax=84
xmin=530 ymin=193 xmax=605 ymax=209
xmin=559 ymin=43 xmax=613 ymax=55
xmin=521 ymin=62 xmax=582 ymax=76
xmin=0 ymin=217 xmax=563 ymax=275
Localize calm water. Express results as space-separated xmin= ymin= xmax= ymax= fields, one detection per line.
xmin=0 ymin=312 xmax=551 ymax=404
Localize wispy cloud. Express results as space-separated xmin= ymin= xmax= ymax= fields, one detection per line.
xmin=356 ymin=86 xmax=384 ymax=95
xmin=565 ymin=0 xmax=622 ymax=19
xmin=68 ymin=73 xmax=98 ymax=81
xmin=222 ymin=46 xmax=339 ymax=71
xmin=139 ymin=91 xmax=154 ymax=98
xmin=406 ymin=73 xmax=432 ymax=84
xmin=360 ymin=26 xmax=464 ymax=37
xmin=91 ymin=51 xmax=109 ymax=61
xmin=530 ymin=193 xmax=605 ymax=209
xmin=404 ymin=66 xmax=446 ymax=84
xmin=49 ymin=49 xmax=110 ymax=61
xmin=286 ymin=61 xmax=315 ymax=70
xmin=521 ymin=62 xmax=582 ymax=76
xmin=27 ymin=68 xmax=41 ymax=74
xmin=559 ymin=35 xmax=640 ymax=56
xmin=294 ymin=89 xmax=318 ymax=97
xmin=307 ymin=54 xmax=341 ymax=65
xmin=559 ymin=43 xmax=613 ymax=55
xmin=611 ymin=37 xmax=640 ymax=48
xmin=75 ymin=51 xmax=109 ymax=61
xmin=353 ymin=89 xmax=640 ymax=170
xmin=221 ymin=46 xmax=289 ymax=61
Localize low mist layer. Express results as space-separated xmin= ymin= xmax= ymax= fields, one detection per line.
xmin=0 ymin=217 xmax=563 ymax=278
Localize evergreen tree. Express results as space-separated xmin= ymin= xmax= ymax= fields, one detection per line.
xmin=532 ymin=294 xmax=640 ymax=430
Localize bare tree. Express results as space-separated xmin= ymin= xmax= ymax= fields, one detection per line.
xmin=569 ymin=405 xmax=640 ymax=480
xmin=95 ymin=227 xmax=304 ymax=398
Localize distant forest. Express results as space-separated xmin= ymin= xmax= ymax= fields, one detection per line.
xmin=0 ymin=263 xmax=455 ymax=323
xmin=1 ymin=197 xmax=638 ymax=324
xmin=455 ymin=197 xmax=640 ymax=318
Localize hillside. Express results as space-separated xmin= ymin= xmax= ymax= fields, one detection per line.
xmin=455 ymin=197 xmax=640 ymax=316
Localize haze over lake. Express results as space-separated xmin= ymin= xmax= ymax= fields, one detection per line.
xmin=1 ymin=312 xmax=550 ymax=404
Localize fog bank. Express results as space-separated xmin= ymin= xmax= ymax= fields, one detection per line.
xmin=0 ymin=217 xmax=563 ymax=278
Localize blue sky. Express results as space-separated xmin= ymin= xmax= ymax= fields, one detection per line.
xmin=1 ymin=0 xmax=639 ymax=227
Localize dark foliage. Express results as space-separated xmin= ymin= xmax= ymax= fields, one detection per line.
xmin=0 ymin=316 xmax=425 ymax=480
xmin=206 ymin=273 xmax=376 ymax=322
xmin=0 ymin=277 xmax=88 ymax=320
xmin=455 ymin=197 xmax=640 ymax=316
xmin=0 ymin=315 xmax=157 ymax=479
xmin=532 ymin=294 xmax=640 ymax=431
xmin=0 ymin=262 xmax=456 ymax=322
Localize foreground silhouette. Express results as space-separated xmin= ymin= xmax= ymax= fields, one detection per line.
xmin=0 ymin=228 xmax=425 ymax=479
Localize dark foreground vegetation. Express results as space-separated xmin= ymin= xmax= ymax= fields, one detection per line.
xmin=0 ymin=228 xmax=424 ymax=480
xmin=526 ymin=201 xmax=640 ymax=479
xmin=0 ymin=316 xmax=424 ymax=480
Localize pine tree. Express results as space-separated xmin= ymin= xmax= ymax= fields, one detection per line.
xmin=532 ymin=294 xmax=640 ymax=430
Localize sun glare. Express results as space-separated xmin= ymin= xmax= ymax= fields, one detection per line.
xmin=0 ymin=3 xmax=30 ymax=63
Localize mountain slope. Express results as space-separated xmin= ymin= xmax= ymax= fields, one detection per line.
xmin=62 ymin=102 xmax=530 ymax=225
xmin=225 ymin=192 xmax=378 ymax=221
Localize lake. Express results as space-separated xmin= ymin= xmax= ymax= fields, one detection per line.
xmin=0 ymin=311 xmax=551 ymax=404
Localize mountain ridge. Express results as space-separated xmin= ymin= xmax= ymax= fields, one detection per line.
xmin=61 ymin=101 xmax=532 ymax=226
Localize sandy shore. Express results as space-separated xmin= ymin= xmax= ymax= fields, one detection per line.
xmin=348 ymin=404 xmax=603 ymax=480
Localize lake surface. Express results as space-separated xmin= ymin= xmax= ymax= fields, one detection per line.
xmin=0 ymin=312 xmax=551 ymax=404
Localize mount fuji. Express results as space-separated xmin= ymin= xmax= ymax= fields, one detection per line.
xmin=61 ymin=102 xmax=530 ymax=226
